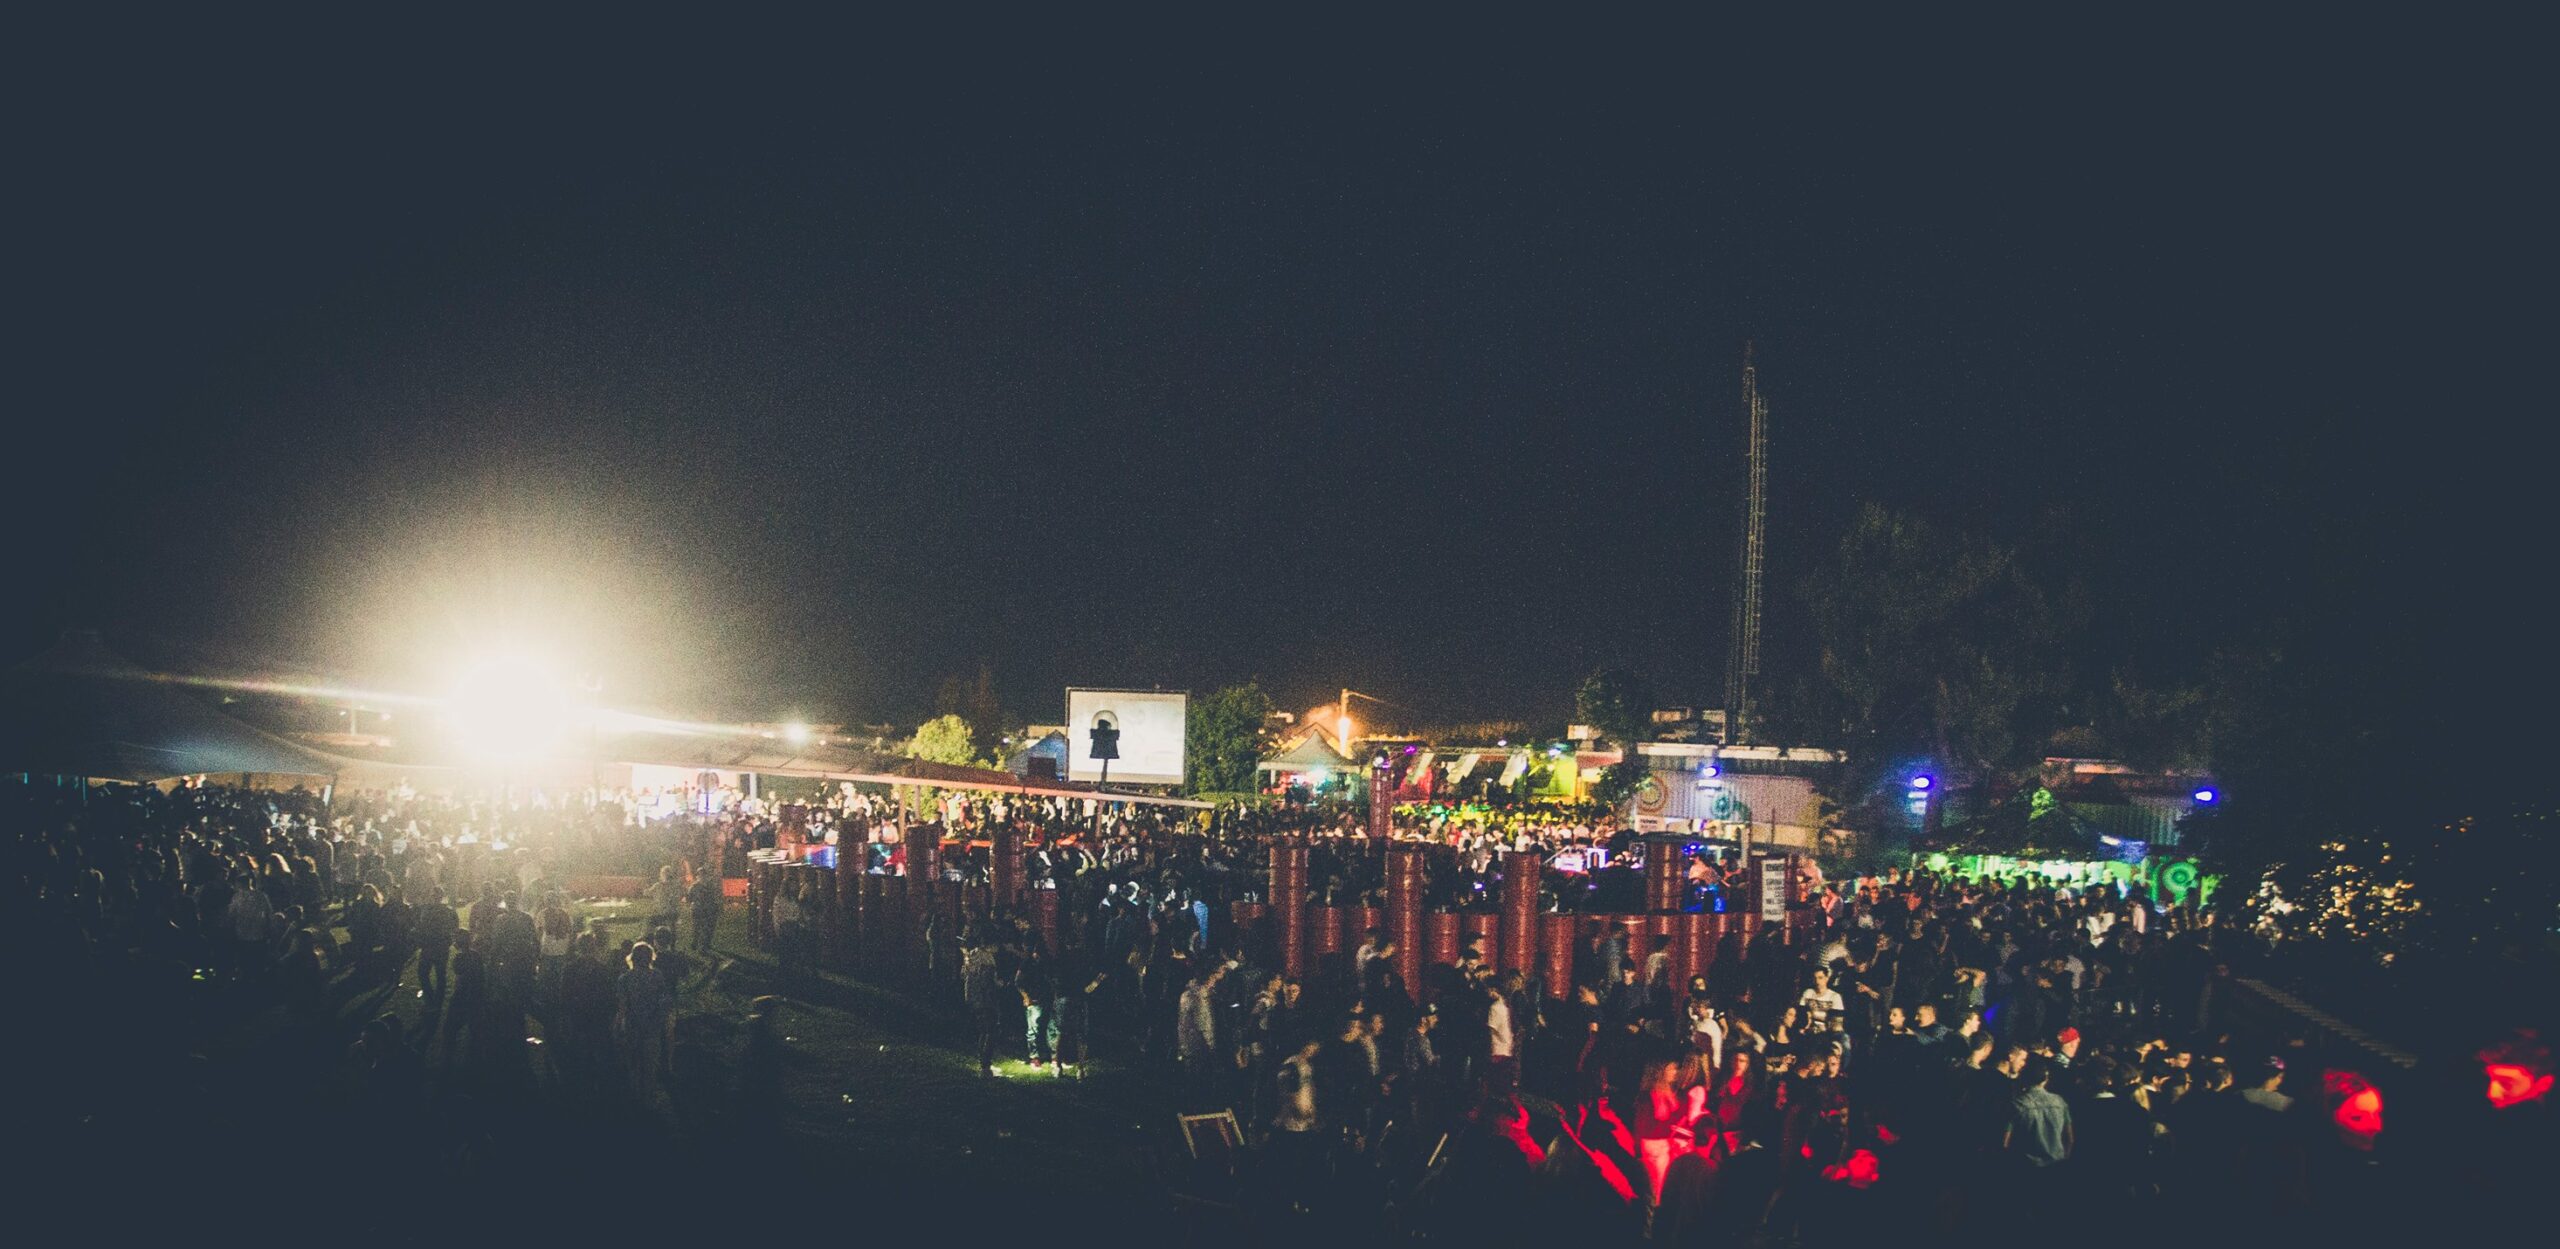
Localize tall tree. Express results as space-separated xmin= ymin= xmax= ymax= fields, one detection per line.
xmin=962 ymin=663 xmax=1004 ymax=759
xmin=930 ymin=664 xmax=1009 ymax=760
xmin=1794 ymin=504 xmax=2073 ymax=816
xmin=1576 ymin=667 xmax=1655 ymax=813
xmin=1575 ymin=667 xmax=1652 ymax=750
xmin=1185 ymin=682 xmax=1276 ymax=796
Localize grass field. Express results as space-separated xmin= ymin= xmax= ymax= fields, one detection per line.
xmin=312 ymin=900 xmax=1191 ymax=1226
xmin=13 ymin=896 xmax=1215 ymax=1240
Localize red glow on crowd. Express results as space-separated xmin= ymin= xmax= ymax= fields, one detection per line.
xmin=1822 ymin=1148 xmax=1883 ymax=1188
xmin=2485 ymin=1063 xmax=2552 ymax=1110
xmin=2322 ymin=1070 xmax=2383 ymax=1148
xmin=2478 ymin=1029 xmax=2554 ymax=1110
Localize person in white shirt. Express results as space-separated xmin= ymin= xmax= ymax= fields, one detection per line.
xmin=1796 ymin=967 xmax=1847 ymax=1038
xmin=1484 ymin=981 xmax=1517 ymax=1089
xmin=1354 ymin=931 xmax=1388 ymax=980
xmin=1687 ymin=998 xmax=1728 ymax=1071
xmin=1272 ymin=1038 xmax=1322 ymax=1134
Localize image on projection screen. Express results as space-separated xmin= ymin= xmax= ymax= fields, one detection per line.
xmin=1065 ymin=688 xmax=1188 ymax=786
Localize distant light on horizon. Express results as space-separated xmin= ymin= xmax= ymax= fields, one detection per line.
xmin=2194 ymin=788 xmax=2217 ymax=804
xmin=444 ymin=649 xmax=578 ymax=764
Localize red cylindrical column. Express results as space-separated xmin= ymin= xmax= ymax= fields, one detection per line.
xmin=1680 ymin=910 xmax=1714 ymax=992
xmin=991 ymin=822 xmax=1023 ymax=912
xmin=1310 ymin=904 xmax=1348 ymax=964
xmin=815 ymin=865 xmax=840 ymax=968
xmin=1230 ymin=900 xmax=1270 ymax=969
xmin=1459 ymin=911 xmax=1499 ymax=968
xmin=1275 ymin=840 xmax=1309 ymax=981
xmin=1621 ymin=916 xmax=1653 ymax=986
xmin=750 ymin=858 xmax=774 ymax=948
xmin=1426 ymin=911 xmax=1460 ymax=977
xmin=903 ymin=822 xmax=941 ymax=884
xmin=1645 ymin=842 xmax=1683 ymax=913
xmin=878 ymin=875 xmax=907 ymax=976
xmin=863 ymin=874 xmax=892 ymax=977
xmin=903 ymin=824 xmax=941 ymax=976
xmin=1541 ymin=914 xmax=1576 ymax=999
xmin=845 ymin=862 xmax=870 ymax=968
xmin=1387 ymin=846 xmax=1427 ymax=1004
xmin=1500 ymin=851 xmax=1541 ymax=973
xmin=1032 ymin=888 xmax=1059 ymax=955
xmin=1660 ymin=912 xmax=1688 ymax=994
xmin=833 ymin=838 xmax=859 ymax=968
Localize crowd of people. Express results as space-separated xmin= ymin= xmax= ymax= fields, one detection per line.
xmin=2 ymin=774 xmax=772 ymax=1228
xmin=876 ymin=798 xmax=2552 ymax=1242
xmin=10 ymin=775 xmax=2549 ymax=1242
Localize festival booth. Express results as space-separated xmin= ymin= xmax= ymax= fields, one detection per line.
xmin=1915 ymin=791 xmax=2218 ymax=907
xmin=622 ymin=719 xmax=1824 ymax=1001
xmin=1255 ymin=729 xmax=1357 ymax=798
xmin=627 ymin=730 xmax=1212 ymax=973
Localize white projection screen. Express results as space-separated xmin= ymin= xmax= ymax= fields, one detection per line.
xmin=1064 ymin=688 xmax=1188 ymax=786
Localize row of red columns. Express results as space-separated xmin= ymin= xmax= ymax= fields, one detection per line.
xmin=746 ymin=833 xmax=1797 ymax=1002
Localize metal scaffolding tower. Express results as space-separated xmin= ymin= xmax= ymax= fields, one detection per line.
xmin=1724 ymin=343 xmax=1767 ymax=744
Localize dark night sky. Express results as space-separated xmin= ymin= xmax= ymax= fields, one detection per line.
xmin=11 ymin=19 xmax=2548 ymax=751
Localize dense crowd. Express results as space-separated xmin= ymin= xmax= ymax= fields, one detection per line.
xmin=2 ymin=775 xmax=759 ymax=1229
xmin=903 ymin=802 xmax=2554 ymax=1243
xmin=9 ymin=776 xmax=2549 ymax=1242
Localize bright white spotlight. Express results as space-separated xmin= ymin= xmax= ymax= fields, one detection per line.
xmin=445 ymin=652 xmax=577 ymax=764
xmin=783 ymin=722 xmax=813 ymax=748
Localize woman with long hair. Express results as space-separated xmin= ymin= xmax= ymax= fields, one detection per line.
xmin=1706 ymin=1046 xmax=1763 ymax=1162
xmin=1622 ymin=1050 xmax=1711 ymax=1203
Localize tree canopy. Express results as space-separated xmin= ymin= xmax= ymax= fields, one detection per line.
xmin=933 ymin=664 xmax=1007 ymax=760
xmin=1575 ymin=667 xmax=1652 ymax=750
xmin=1185 ymin=681 xmax=1275 ymax=796
xmin=1575 ymin=667 xmax=1655 ymax=815
xmin=903 ymin=713 xmax=982 ymax=767
xmin=1756 ymin=503 xmax=2083 ymax=829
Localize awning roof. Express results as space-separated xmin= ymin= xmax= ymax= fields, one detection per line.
xmin=1259 ymin=730 xmax=1354 ymax=771
xmin=0 ymin=633 xmax=343 ymax=783
xmin=602 ymin=727 xmax=1210 ymax=808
